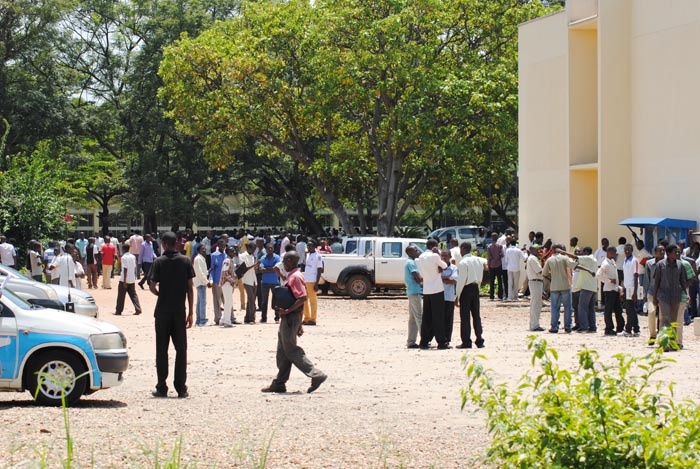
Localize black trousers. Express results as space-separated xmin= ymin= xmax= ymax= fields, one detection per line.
xmin=138 ymin=262 xmax=153 ymax=286
xmin=420 ymin=292 xmax=446 ymax=347
xmin=444 ymin=300 xmax=455 ymax=344
xmin=459 ymin=283 xmax=483 ymax=346
xmin=155 ymin=314 xmax=187 ymax=394
xmin=603 ymin=290 xmax=625 ymax=334
xmin=115 ymin=281 xmax=142 ymax=314
xmin=624 ymin=299 xmax=640 ymax=333
xmin=488 ymin=267 xmax=507 ymax=299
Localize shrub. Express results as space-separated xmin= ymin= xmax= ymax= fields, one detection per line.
xmin=462 ymin=328 xmax=700 ymax=468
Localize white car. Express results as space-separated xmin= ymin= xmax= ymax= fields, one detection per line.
xmin=0 ymin=265 xmax=98 ymax=318
xmin=0 ymin=289 xmax=128 ymax=406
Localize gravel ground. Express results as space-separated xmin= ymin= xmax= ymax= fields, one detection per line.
xmin=2 ymin=286 xmax=700 ymax=468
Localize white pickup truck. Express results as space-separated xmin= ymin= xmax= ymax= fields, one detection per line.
xmin=320 ymin=237 xmax=427 ymax=299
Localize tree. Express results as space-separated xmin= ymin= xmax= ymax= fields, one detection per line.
xmin=0 ymin=143 xmax=73 ymax=247
xmin=160 ymin=0 xmax=554 ymax=235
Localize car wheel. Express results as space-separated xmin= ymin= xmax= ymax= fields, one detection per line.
xmin=27 ymin=350 xmax=88 ymax=406
xmin=347 ymin=275 xmax=371 ymax=299
xmin=330 ymin=284 xmax=347 ymax=296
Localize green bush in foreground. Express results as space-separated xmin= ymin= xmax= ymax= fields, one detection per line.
xmin=462 ymin=328 xmax=700 ymax=468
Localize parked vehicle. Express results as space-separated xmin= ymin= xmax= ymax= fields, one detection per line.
xmin=0 ymin=265 xmax=99 ymax=318
xmin=320 ymin=237 xmax=427 ymax=299
xmin=0 ymin=288 xmax=128 ymax=405
xmin=428 ymin=225 xmax=487 ymax=252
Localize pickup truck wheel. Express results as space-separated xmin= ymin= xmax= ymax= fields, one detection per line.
xmin=347 ymin=275 xmax=371 ymax=299
xmin=330 ymin=284 xmax=347 ymax=296
xmin=27 ymin=350 xmax=87 ymax=406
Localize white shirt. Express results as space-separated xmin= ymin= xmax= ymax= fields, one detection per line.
xmin=594 ymin=247 xmax=607 ymax=266
xmin=622 ymin=256 xmax=639 ymax=289
xmin=597 ymin=258 xmax=619 ymax=292
xmin=504 ymin=246 xmax=526 ymax=272
xmin=296 ymin=241 xmax=307 ymax=264
xmin=456 ymin=254 xmax=484 ymax=298
xmin=416 ymin=250 xmax=448 ymax=295
xmin=119 ymin=252 xmax=137 ymax=284
xmin=634 ymin=248 xmax=651 ymax=263
xmin=74 ymin=261 xmax=84 ymax=290
xmin=304 ymin=252 xmax=324 ymax=283
xmin=450 ymin=246 xmax=462 ymax=265
xmin=193 ymin=253 xmax=209 ymax=287
xmin=0 ymin=242 xmax=15 ymax=265
xmin=53 ymin=253 xmax=76 ymax=287
xmin=240 ymin=252 xmax=257 ymax=286
xmin=95 ymin=237 xmax=104 ymax=250
xmin=526 ymin=255 xmax=543 ymax=280
xmin=615 ymin=245 xmax=625 ymax=270
xmin=280 ymin=236 xmax=290 ymax=255
xmin=496 ymin=235 xmax=507 ymax=247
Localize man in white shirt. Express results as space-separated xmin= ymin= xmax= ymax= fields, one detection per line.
xmin=525 ymin=246 xmax=545 ymax=331
xmin=416 ymin=239 xmax=450 ymax=349
xmin=241 ymin=243 xmax=260 ymax=323
xmin=449 ymin=239 xmax=462 ymax=265
xmin=597 ymin=246 xmax=625 ymax=335
xmin=0 ymin=236 xmax=17 ymax=267
xmin=193 ymin=244 xmax=211 ymax=326
xmin=615 ymin=237 xmax=627 ymax=284
xmin=129 ymin=230 xmax=145 ymax=278
xmin=114 ymin=243 xmax=142 ymax=315
xmin=455 ymin=242 xmax=486 ymax=348
xmin=28 ymin=241 xmax=44 ymax=282
xmin=279 ymin=231 xmax=290 ymax=255
xmin=621 ymin=244 xmax=640 ymax=337
xmin=303 ymin=240 xmax=324 ymax=326
xmin=594 ymin=238 xmax=609 ymax=266
xmin=50 ymin=247 xmax=76 ymax=288
xmin=504 ymin=240 xmax=526 ymax=301
xmin=295 ymin=236 xmax=308 ymax=268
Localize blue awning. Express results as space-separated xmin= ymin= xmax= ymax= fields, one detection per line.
xmin=618 ymin=218 xmax=697 ymax=230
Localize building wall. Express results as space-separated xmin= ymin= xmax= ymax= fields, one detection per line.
xmin=519 ymin=0 xmax=700 ymax=249
xmin=518 ymin=11 xmax=570 ymax=244
xmin=628 ymin=1 xmax=700 ymax=221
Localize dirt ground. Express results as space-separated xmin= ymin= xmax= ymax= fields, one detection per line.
xmin=2 ymin=284 xmax=700 ymax=468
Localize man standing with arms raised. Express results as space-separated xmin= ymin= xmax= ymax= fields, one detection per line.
xmin=417 ymin=238 xmax=450 ymax=349
xmin=150 ymin=232 xmax=195 ymax=398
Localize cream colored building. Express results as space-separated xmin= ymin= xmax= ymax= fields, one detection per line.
xmin=518 ymin=0 xmax=700 ymax=248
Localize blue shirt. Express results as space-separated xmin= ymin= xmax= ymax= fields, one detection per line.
xmin=210 ymin=249 xmax=225 ymax=283
xmin=442 ymin=265 xmax=457 ymax=302
xmin=404 ymin=258 xmax=422 ymax=296
xmin=75 ymin=238 xmax=88 ymax=258
xmin=140 ymin=241 xmax=156 ymax=263
xmin=260 ymin=254 xmax=281 ymax=284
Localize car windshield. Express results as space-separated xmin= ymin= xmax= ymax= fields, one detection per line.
xmin=458 ymin=228 xmax=479 ymax=239
xmin=0 ymin=264 xmax=31 ymax=281
xmin=1 ymin=288 xmax=34 ymax=310
xmin=410 ymin=242 xmax=427 ymax=253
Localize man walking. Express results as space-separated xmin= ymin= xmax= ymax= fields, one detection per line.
xmin=114 ymin=244 xmax=142 ymax=316
xmin=416 ymin=239 xmax=450 ymax=349
xmin=455 ymin=242 xmax=485 ymax=348
xmin=262 ymin=251 xmax=327 ymax=394
xmin=404 ymin=245 xmax=422 ymax=349
xmin=150 ymin=232 xmax=195 ymax=398
xmin=653 ymin=244 xmax=689 ymax=350
xmin=137 ymin=234 xmax=156 ymax=290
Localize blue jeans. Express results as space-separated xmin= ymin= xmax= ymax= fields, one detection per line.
xmin=550 ymin=289 xmax=572 ymax=331
xmin=196 ymin=285 xmax=207 ymax=325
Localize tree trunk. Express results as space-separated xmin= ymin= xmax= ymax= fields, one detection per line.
xmin=99 ymin=200 xmax=110 ymax=236
xmin=144 ymin=211 xmax=157 ymax=234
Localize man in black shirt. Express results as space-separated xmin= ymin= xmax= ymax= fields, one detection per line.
xmin=149 ymin=232 xmax=195 ymax=398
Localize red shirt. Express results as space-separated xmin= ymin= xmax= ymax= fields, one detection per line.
xmin=287 ymin=268 xmax=307 ymax=299
xmin=101 ymin=244 xmax=116 ymax=265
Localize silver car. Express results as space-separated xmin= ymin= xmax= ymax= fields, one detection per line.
xmin=0 ymin=265 xmax=98 ymax=318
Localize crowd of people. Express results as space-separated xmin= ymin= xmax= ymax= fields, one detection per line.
xmin=404 ymin=228 xmax=700 ymax=352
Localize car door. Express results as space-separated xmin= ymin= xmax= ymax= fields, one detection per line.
xmin=374 ymin=241 xmax=405 ymax=284
xmin=0 ymin=301 xmax=19 ymax=381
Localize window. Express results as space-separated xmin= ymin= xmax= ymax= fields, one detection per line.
xmin=382 ymin=242 xmax=402 ymax=258
xmin=441 ymin=229 xmax=456 ymax=241
xmin=345 ymin=240 xmax=357 ymax=254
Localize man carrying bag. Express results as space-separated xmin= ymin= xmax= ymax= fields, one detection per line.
xmin=262 ymin=251 xmax=327 ymax=394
